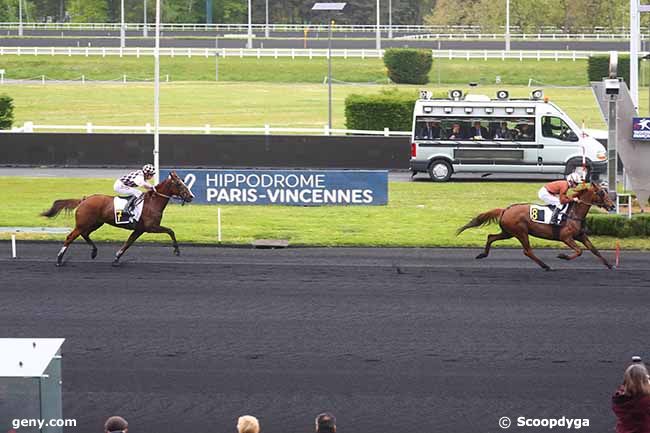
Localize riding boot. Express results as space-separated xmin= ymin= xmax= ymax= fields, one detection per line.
xmin=125 ymin=196 xmax=138 ymax=221
xmin=549 ymin=206 xmax=561 ymax=225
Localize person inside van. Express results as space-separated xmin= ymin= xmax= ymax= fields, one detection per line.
xmin=516 ymin=123 xmax=534 ymax=140
xmin=448 ymin=123 xmax=465 ymax=140
xmin=470 ymin=121 xmax=488 ymax=140
xmin=542 ymin=116 xmax=564 ymax=138
xmin=418 ymin=120 xmax=441 ymax=140
xmin=493 ymin=121 xmax=512 ymax=140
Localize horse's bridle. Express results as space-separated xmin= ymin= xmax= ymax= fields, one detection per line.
xmin=153 ymin=186 xmax=190 ymax=205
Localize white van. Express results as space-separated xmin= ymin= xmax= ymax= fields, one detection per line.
xmin=409 ymin=89 xmax=607 ymax=181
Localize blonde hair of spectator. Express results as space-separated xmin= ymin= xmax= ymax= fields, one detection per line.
xmin=237 ymin=415 xmax=260 ymax=433
xmin=624 ymin=364 xmax=650 ymax=396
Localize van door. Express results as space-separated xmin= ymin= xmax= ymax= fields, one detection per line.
xmin=539 ymin=115 xmax=580 ymax=173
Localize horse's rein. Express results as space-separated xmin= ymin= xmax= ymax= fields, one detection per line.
xmin=152 ymin=186 xmax=187 ymax=204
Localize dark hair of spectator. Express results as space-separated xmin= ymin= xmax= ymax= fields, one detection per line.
xmin=316 ymin=412 xmax=336 ymax=433
xmin=104 ymin=416 xmax=128 ymax=433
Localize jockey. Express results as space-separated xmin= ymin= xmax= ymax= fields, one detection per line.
xmin=113 ymin=164 xmax=156 ymax=219
xmin=538 ymin=172 xmax=583 ymax=224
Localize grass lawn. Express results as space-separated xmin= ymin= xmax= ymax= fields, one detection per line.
xmin=4 ymin=82 xmax=616 ymax=129
xmin=1 ymin=177 xmax=647 ymax=250
xmin=0 ymin=55 xmax=594 ymax=86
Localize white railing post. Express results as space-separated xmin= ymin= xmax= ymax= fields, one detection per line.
xmin=145 ymin=123 xmax=152 ymax=133
xmin=384 ymin=127 xmax=389 ymax=137
xmin=264 ymin=124 xmax=270 ymax=135
xmin=24 ymin=121 xmax=33 ymax=132
xmin=86 ymin=122 xmax=93 ymax=133
xmin=205 ymin=124 xmax=210 ymax=134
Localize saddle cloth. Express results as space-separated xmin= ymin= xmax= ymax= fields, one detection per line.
xmin=113 ymin=196 xmax=144 ymax=225
xmin=529 ymin=204 xmax=568 ymax=225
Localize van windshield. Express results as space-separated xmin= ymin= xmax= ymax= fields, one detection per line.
xmin=414 ymin=117 xmax=535 ymax=141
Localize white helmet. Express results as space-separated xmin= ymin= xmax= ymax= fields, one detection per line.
xmin=566 ymin=172 xmax=583 ymax=185
xmin=142 ymin=164 xmax=155 ymax=176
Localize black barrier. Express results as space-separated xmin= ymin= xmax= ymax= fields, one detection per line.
xmin=0 ymin=133 xmax=411 ymax=169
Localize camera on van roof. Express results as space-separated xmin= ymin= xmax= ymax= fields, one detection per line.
xmin=496 ymin=90 xmax=509 ymax=100
xmin=448 ymin=89 xmax=463 ymax=101
xmin=419 ymin=90 xmax=433 ymax=100
xmin=530 ymin=89 xmax=544 ymax=100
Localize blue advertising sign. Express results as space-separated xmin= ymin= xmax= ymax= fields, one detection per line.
xmin=159 ymin=169 xmax=388 ymax=206
xmin=632 ymin=117 xmax=650 ymax=140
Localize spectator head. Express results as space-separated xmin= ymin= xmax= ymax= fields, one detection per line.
xmin=104 ymin=416 xmax=128 ymax=433
xmin=623 ymin=363 xmax=650 ymax=397
xmin=315 ymin=412 xmax=336 ymax=433
xmin=451 ymin=123 xmax=461 ymax=132
xmin=237 ymin=415 xmax=260 ymax=433
xmin=473 ymin=121 xmax=481 ymax=128
xmin=501 ymin=121 xmax=508 ymax=128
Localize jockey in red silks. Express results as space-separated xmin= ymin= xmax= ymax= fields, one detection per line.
xmin=538 ymin=172 xmax=582 ymax=224
xmin=113 ymin=164 xmax=156 ymax=220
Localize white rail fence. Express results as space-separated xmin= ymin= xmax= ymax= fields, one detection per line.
xmin=6 ymin=122 xmax=412 ymax=137
xmin=0 ymin=22 xmax=649 ymax=38
xmin=0 ymin=47 xmax=615 ymax=60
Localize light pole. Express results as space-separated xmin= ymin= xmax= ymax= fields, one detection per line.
xmin=154 ymin=0 xmax=161 ymax=182
xmin=121 ymin=0 xmax=126 ymax=48
xmin=388 ymin=0 xmax=392 ymax=39
xmin=247 ymin=0 xmax=253 ymax=48
xmin=143 ymin=0 xmax=148 ymax=37
xmin=505 ymin=0 xmax=510 ymax=51
xmin=375 ymin=0 xmax=380 ymax=51
xmin=312 ymin=2 xmax=346 ymax=132
xmin=265 ymin=0 xmax=269 ymax=38
xmin=18 ymin=0 xmax=23 ymax=37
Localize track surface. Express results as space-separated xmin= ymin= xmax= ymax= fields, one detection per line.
xmin=1 ymin=243 xmax=649 ymax=433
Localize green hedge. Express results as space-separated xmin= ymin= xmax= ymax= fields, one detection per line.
xmin=383 ymin=48 xmax=433 ymax=84
xmin=344 ymin=90 xmax=418 ymax=131
xmin=0 ymin=94 xmax=14 ymax=129
xmin=587 ymin=55 xmax=636 ymax=84
xmin=586 ymin=214 xmax=650 ymax=237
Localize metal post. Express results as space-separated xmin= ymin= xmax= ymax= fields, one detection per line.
xmin=154 ymin=0 xmax=160 ymax=183
xmin=328 ymin=18 xmax=332 ymax=131
xmin=215 ymin=37 xmax=219 ymax=81
xmin=265 ymin=0 xmax=269 ymax=38
xmin=206 ymin=0 xmax=213 ymax=24
xmin=18 ymin=0 xmax=23 ymax=37
xmin=388 ymin=0 xmax=392 ymax=39
xmin=607 ymin=93 xmax=617 ymax=195
xmin=631 ymin=0 xmax=640 ymax=110
xmin=143 ymin=0 xmax=148 ymax=37
xmin=375 ymin=0 xmax=381 ymax=51
xmin=121 ymin=0 xmax=126 ymax=48
xmin=247 ymin=0 xmax=253 ymax=49
xmin=505 ymin=0 xmax=510 ymax=51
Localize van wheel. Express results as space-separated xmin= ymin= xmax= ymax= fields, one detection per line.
xmin=428 ymin=160 xmax=453 ymax=182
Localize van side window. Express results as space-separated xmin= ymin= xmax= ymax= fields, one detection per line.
xmin=415 ymin=118 xmax=443 ymax=140
xmin=542 ymin=116 xmax=576 ymax=141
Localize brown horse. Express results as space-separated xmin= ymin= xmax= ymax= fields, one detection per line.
xmin=41 ymin=171 xmax=194 ymax=266
xmin=457 ymin=182 xmax=615 ymax=270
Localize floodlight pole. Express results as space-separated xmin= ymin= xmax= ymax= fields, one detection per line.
xmin=631 ymin=0 xmax=640 ymax=110
xmin=265 ymin=0 xmax=269 ymax=38
xmin=505 ymin=0 xmax=510 ymax=51
xmin=18 ymin=0 xmax=23 ymax=37
xmin=120 ymin=0 xmax=126 ymax=48
xmin=328 ymin=18 xmax=333 ymax=131
xmin=154 ymin=0 xmax=161 ymax=183
xmin=143 ymin=0 xmax=148 ymax=37
xmin=375 ymin=0 xmax=381 ymax=51
xmin=388 ymin=0 xmax=392 ymax=39
xmin=247 ymin=0 xmax=253 ymax=48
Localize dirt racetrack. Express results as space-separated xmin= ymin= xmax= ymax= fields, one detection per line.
xmin=1 ymin=243 xmax=649 ymax=433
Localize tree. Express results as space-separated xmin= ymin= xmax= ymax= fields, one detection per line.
xmin=67 ymin=0 xmax=108 ymax=22
xmin=0 ymin=95 xmax=15 ymax=130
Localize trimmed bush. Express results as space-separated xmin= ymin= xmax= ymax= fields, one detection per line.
xmin=585 ymin=214 xmax=650 ymax=237
xmin=587 ymin=55 xmax=636 ymax=84
xmin=383 ymin=49 xmax=433 ymax=85
xmin=0 ymin=94 xmax=14 ymax=129
xmin=345 ymin=90 xmax=417 ymax=132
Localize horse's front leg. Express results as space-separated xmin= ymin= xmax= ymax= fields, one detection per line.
xmin=575 ymin=233 xmax=613 ymax=269
xmin=113 ymin=230 xmax=144 ymax=266
xmin=147 ymin=225 xmax=180 ymax=256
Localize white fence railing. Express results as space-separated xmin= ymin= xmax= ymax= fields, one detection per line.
xmin=0 ymin=47 xmax=615 ymax=60
xmin=0 ymin=22 xmax=648 ymax=37
xmin=7 ymin=121 xmax=412 ymax=137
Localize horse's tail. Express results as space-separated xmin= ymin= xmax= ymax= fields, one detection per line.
xmin=456 ymin=208 xmax=504 ymax=235
xmin=41 ymin=199 xmax=82 ymax=218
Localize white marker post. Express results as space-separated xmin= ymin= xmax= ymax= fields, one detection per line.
xmin=217 ymin=207 xmax=222 ymax=242
xmin=11 ymin=234 xmax=16 ymax=258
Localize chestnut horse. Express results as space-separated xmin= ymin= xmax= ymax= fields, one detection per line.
xmin=41 ymin=171 xmax=194 ymax=266
xmin=457 ymin=182 xmax=615 ymax=270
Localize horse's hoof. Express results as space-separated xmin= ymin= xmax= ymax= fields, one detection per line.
xmin=174 ymin=249 xmax=180 ymax=257
xmin=544 ymin=266 xmax=552 ymax=271
xmin=475 ymin=253 xmax=487 ymax=259
xmin=111 ymin=260 xmax=121 ymax=267
xmin=91 ymin=250 xmax=98 ymax=259
xmin=55 ymin=262 xmax=64 ymax=267
xmin=557 ymin=254 xmax=569 ymax=260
